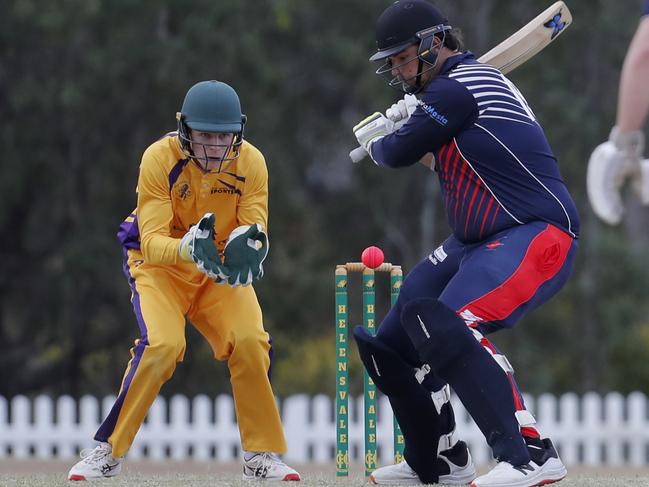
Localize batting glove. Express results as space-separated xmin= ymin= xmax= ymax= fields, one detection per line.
xmin=385 ymin=94 xmax=420 ymax=122
xmin=353 ymin=112 xmax=395 ymax=155
xmin=587 ymin=126 xmax=644 ymax=225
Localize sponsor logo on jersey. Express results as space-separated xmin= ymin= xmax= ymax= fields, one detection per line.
xmin=420 ymin=102 xmax=449 ymax=126
xmin=210 ymin=186 xmax=239 ymax=195
xmin=213 ymin=178 xmax=242 ymax=196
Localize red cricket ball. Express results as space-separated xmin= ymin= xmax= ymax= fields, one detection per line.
xmin=361 ymin=246 xmax=385 ymax=269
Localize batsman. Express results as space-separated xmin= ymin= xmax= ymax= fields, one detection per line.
xmin=67 ymin=80 xmax=300 ymax=482
xmin=351 ymin=2 xmax=578 ymax=486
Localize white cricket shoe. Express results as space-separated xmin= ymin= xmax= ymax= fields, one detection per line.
xmin=370 ymin=441 xmax=476 ymax=485
xmin=242 ymin=452 xmax=301 ymax=481
xmin=471 ymin=438 xmax=567 ymax=487
xmin=370 ymin=460 xmax=420 ymax=485
xmin=67 ymin=442 xmax=122 ymax=481
xmin=438 ymin=442 xmax=477 ymax=485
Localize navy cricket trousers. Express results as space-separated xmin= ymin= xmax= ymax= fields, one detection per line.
xmin=375 ymin=221 xmax=577 ymax=436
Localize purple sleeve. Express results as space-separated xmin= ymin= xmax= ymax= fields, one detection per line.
xmin=644 ymin=0 xmax=649 ymax=15
xmin=370 ymin=77 xmax=478 ymax=168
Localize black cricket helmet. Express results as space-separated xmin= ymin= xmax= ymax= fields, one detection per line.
xmin=371 ymin=1 xmax=452 ymax=93
xmin=176 ymin=80 xmax=247 ymax=172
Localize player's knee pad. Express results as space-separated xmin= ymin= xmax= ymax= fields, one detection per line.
xmin=353 ymin=326 xmax=421 ymax=395
xmin=401 ymin=298 xmax=480 ymax=370
xmin=353 ymin=326 xmax=440 ymax=483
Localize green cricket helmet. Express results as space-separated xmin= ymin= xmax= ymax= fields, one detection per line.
xmin=176 ymin=80 xmax=247 ymax=172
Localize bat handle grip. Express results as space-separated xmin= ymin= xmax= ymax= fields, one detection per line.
xmin=349 ymin=146 xmax=368 ymax=163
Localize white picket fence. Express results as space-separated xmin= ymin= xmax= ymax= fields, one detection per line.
xmin=1 ymin=392 xmax=649 ymax=466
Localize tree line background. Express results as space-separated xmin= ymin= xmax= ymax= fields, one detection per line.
xmin=2 ymin=0 xmax=649 ymax=400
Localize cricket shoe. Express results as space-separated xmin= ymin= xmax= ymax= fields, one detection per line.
xmin=67 ymin=442 xmax=122 ymax=481
xmin=471 ymin=437 xmax=567 ymax=487
xmin=438 ymin=440 xmax=477 ymax=484
xmin=242 ymin=452 xmax=301 ymax=481
xmin=370 ymin=441 xmax=476 ymax=485
xmin=369 ymin=460 xmax=420 ymax=485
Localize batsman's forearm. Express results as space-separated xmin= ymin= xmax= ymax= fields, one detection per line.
xmin=617 ymin=17 xmax=649 ymax=132
xmin=351 ymin=139 xmax=434 ymax=169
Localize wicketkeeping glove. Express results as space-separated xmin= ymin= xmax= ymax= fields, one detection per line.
xmin=222 ymin=224 xmax=269 ymax=287
xmin=178 ymin=213 xmax=229 ymax=282
xmin=353 ymin=112 xmax=395 ymax=155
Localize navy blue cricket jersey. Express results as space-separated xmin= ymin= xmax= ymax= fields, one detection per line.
xmin=370 ymin=52 xmax=580 ymax=244
xmin=644 ymin=0 xmax=649 ymax=15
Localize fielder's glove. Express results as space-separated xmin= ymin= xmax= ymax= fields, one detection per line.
xmin=587 ymin=126 xmax=644 ymax=224
xmin=222 ymin=224 xmax=269 ymax=287
xmin=178 ymin=213 xmax=229 ymax=282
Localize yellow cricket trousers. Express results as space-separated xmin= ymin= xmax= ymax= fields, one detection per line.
xmin=94 ymin=249 xmax=287 ymax=458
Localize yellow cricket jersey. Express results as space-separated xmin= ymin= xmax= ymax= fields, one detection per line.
xmin=118 ymin=132 xmax=268 ymax=269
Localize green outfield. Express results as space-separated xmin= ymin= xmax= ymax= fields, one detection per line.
xmin=1 ymin=462 xmax=649 ymax=487
xmin=1 ymin=472 xmax=649 ymax=486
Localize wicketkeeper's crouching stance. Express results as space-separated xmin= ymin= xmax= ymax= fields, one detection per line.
xmin=68 ymin=80 xmax=300 ymax=482
xmin=351 ymin=2 xmax=579 ymax=486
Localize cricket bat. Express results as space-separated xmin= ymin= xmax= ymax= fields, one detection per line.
xmin=349 ymin=1 xmax=572 ymax=163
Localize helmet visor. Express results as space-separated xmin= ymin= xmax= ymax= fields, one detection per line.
xmin=186 ymin=120 xmax=242 ymax=133
xmin=369 ymin=38 xmax=417 ymax=62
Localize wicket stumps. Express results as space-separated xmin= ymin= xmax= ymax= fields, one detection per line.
xmin=335 ymin=262 xmax=404 ymax=477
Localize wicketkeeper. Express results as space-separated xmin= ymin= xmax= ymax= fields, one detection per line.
xmin=351 ymin=2 xmax=579 ymax=486
xmin=67 ymin=80 xmax=300 ymax=482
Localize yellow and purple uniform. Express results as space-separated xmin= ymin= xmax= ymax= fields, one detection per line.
xmin=95 ymin=132 xmax=287 ymax=457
